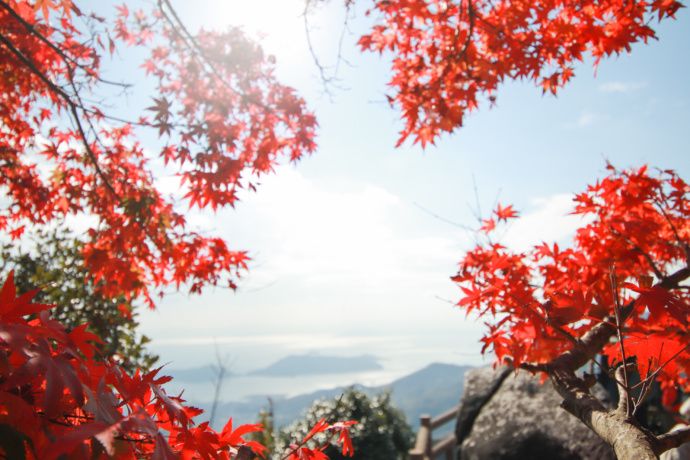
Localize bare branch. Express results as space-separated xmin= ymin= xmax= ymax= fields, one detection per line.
xmin=655 ymin=201 xmax=684 ymax=247
xmin=614 ymin=363 xmax=636 ymax=417
xmin=519 ymin=361 xmax=547 ymax=373
xmin=655 ymin=426 xmax=690 ymax=456
xmin=302 ymin=0 xmax=352 ymax=96
xmin=0 ymin=29 xmax=121 ymax=200
xmin=660 ymin=264 xmax=690 ymax=291
xmin=632 ymin=344 xmax=690 ymax=391
xmin=413 ymin=202 xmax=474 ymax=230
xmin=158 ymin=0 xmax=273 ymax=113
xmin=0 ymin=0 xmax=130 ymax=89
xmin=620 ymin=234 xmax=665 ymax=280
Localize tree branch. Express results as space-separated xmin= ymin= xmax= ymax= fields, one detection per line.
xmin=655 ymin=426 xmax=690 ymax=456
xmin=157 ymin=0 xmax=273 ymax=113
xmin=614 ymin=363 xmax=636 ymax=417
xmin=0 ymin=29 xmax=120 ymax=200
xmin=302 ymin=0 xmax=352 ymax=96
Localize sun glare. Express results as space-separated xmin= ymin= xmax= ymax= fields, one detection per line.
xmin=208 ymin=0 xmax=308 ymax=60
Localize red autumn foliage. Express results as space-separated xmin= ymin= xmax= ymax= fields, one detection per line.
xmin=0 ymin=271 xmax=355 ymax=459
xmin=453 ymin=165 xmax=690 ymax=454
xmin=0 ymin=0 xmax=317 ymax=308
xmin=358 ymin=0 xmax=684 ymax=147
xmin=2 ymin=0 xmax=688 ymax=457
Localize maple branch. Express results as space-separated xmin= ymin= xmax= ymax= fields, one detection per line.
xmin=655 ymin=426 xmax=690 ymax=456
xmin=549 ymin=259 xmax=688 ymax=378
xmin=446 ymin=0 xmax=473 ymax=64
xmin=0 ymin=31 xmax=73 ymax=103
xmin=655 ymin=201 xmax=684 ymax=247
xmin=157 ymin=0 xmax=273 ymax=113
xmin=469 ymin=11 xmax=536 ymax=68
xmin=544 ymin=353 xmax=659 ymax=459
xmin=614 ymin=363 xmax=636 ymax=417
xmin=633 ymin=378 xmax=653 ymax=416
xmin=69 ymin=102 xmax=121 ymax=200
xmin=302 ymin=0 xmax=352 ymax=96
xmin=0 ymin=0 xmax=83 ymax=69
xmin=0 ymin=1 xmax=161 ymax=137
xmin=413 ymin=202 xmax=474 ymax=230
xmin=0 ymin=1 xmax=169 ymax=132
xmin=619 ymin=233 xmax=665 ymax=280
xmin=462 ymin=0 xmax=475 ymax=59
xmin=520 ymin=361 xmax=547 ymax=373
xmin=64 ymin=67 xmax=150 ymax=207
xmin=493 ymin=280 xmax=616 ymax=380
xmin=660 ymin=264 xmax=690 ymax=290
xmin=0 ymin=0 xmax=130 ymax=89
xmin=609 ymin=266 xmax=632 ymax=417
xmin=458 ymin=0 xmax=476 ymax=79
xmin=631 ymin=344 xmax=690 ymax=392
xmin=534 ymin=265 xmax=690 ymax=457
xmin=497 ymin=283 xmax=590 ymax=358
xmin=0 ymin=29 xmax=120 ymax=200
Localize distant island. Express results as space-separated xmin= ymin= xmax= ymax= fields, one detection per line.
xmin=249 ymin=354 xmax=382 ymax=376
xmin=166 ymin=354 xmax=383 ymax=382
xmin=165 ymin=357 xmax=474 ymax=437
xmin=211 ymin=362 xmax=473 ymax=433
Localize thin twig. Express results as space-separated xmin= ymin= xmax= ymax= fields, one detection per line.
xmin=489 ymin=281 xmax=615 ymax=380
xmin=631 ymin=344 xmax=690 ymax=391
xmin=655 ymin=201 xmax=683 ymax=246
xmin=614 ymin=363 xmax=636 ymax=417
xmin=620 ymin=233 xmax=665 ymax=280
xmin=0 ymin=29 xmax=120 ymax=200
xmin=302 ymin=0 xmax=351 ymax=96
xmin=158 ymin=0 xmax=272 ymax=113
xmin=413 ymin=202 xmax=474 ymax=230
xmin=280 ymin=394 xmax=347 ymax=460
xmin=610 ymin=265 xmax=632 ymax=418
xmin=1 ymin=1 xmax=94 ymax=72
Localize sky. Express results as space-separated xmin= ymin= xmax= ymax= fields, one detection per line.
xmin=128 ymin=0 xmax=690 ymax=400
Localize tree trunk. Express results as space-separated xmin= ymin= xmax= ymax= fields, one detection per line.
xmin=547 ymin=363 xmax=658 ymax=459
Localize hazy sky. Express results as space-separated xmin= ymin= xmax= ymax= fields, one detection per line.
xmin=134 ymin=1 xmax=690 ymax=378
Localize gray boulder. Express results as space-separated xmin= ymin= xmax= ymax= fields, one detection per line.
xmin=455 ymin=366 xmax=616 ymax=460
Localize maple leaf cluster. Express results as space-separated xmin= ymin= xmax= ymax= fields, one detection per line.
xmin=453 ymin=165 xmax=690 ymax=407
xmin=0 ymin=271 xmax=355 ymax=459
xmin=358 ymin=0 xmax=685 ymax=147
xmin=0 ymin=0 xmax=317 ymax=308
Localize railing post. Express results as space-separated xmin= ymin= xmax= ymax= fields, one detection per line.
xmin=409 ymin=414 xmax=432 ymax=460
xmin=421 ymin=415 xmax=432 ymax=458
xmin=409 ymin=406 xmax=459 ymax=460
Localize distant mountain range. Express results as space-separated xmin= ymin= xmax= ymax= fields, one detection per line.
xmin=169 ymin=358 xmax=473 ymax=436
xmin=167 ymin=353 xmax=383 ymax=381
xmin=248 ymin=354 xmax=382 ymax=376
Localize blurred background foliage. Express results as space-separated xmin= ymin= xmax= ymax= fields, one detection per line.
xmin=272 ymin=386 xmax=414 ymax=460
xmin=0 ymin=225 xmax=158 ymax=374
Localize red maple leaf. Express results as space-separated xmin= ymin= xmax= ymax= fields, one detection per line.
xmin=218 ymin=418 xmax=267 ymax=455
xmin=495 ymin=204 xmax=519 ymax=222
xmin=604 ymin=333 xmax=689 ymax=380
xmin=622 ymin=282 xmax=689 ymax=326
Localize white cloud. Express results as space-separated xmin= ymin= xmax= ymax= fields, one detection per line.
xmin=500 ymin=193 xmax=591 ymax=253
xmin=564 ymin=110 xmax=611 ymax=128
xmin=220 ymin=166 xmax=459 ymax=293
xmin=144 ymin=170 xmax=588 ymax=331
xmin=138 ymin=171 xmax=593 ymax=376
xmin=598 ymin=81 xmax=647 ymax=93
xmin=150 ymin=332 xmax=402 ymax=349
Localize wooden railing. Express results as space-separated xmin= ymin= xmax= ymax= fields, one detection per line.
xmin=408 ymin=405 xmax=459 ymax=460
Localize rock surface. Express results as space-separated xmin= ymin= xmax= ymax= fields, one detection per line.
xmin=455 ymin=366 xmax=616 ymax=460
